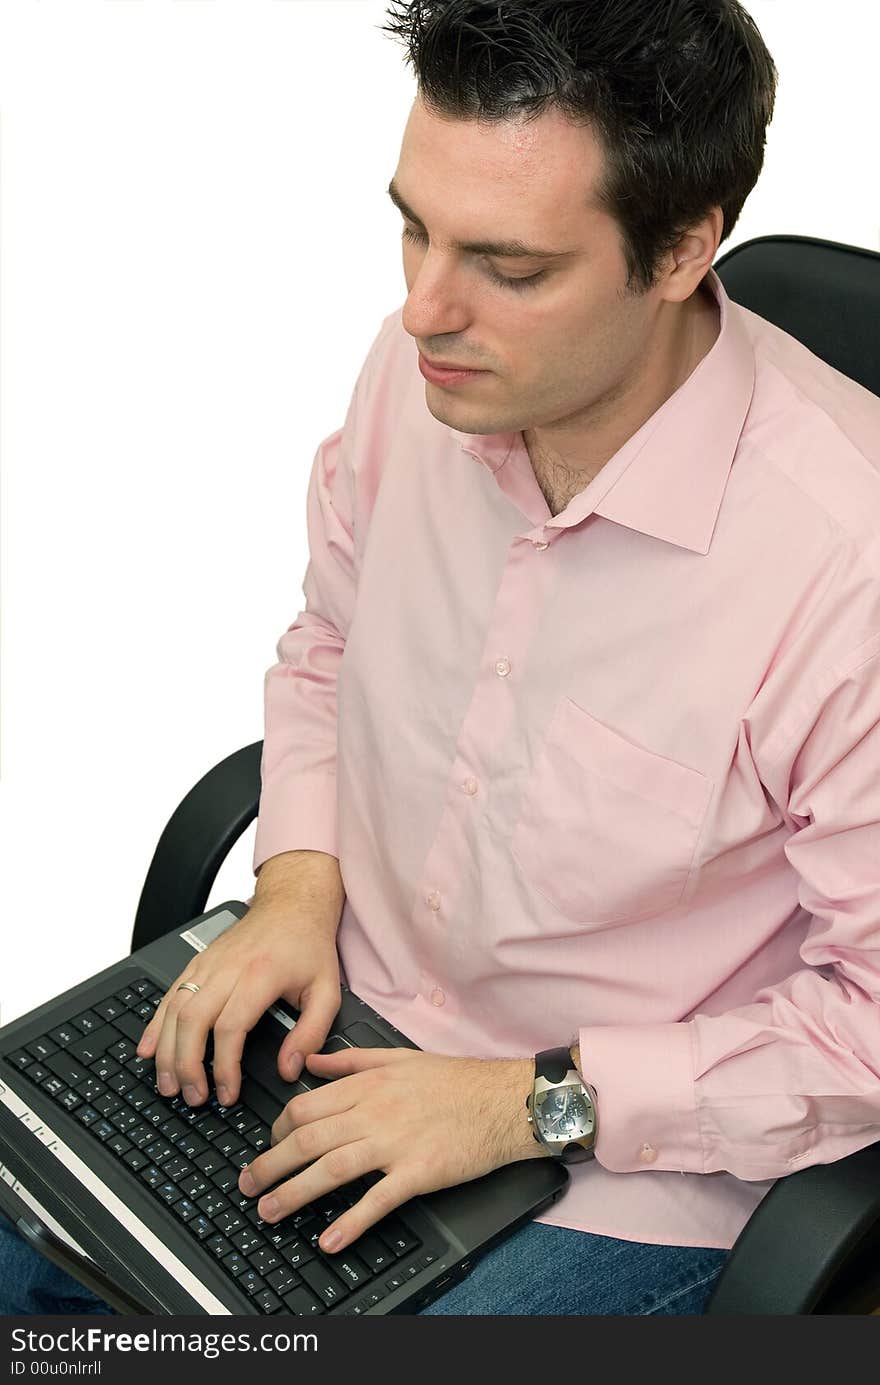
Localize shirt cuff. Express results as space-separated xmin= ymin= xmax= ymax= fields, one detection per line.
xmin=252 ymin=770 xmax=338 ymax=875
xmin=577 ymin=1021 xmax=705 ymax=1174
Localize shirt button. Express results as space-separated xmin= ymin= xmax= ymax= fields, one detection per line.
xmin=639 ymin=1143 xmax=658 ymax=1164
xmin=425 ymin=891 xmax=441 ymax=911
xmin=532 ymin=539 xmax=549 ymax=550
xmin=462 ymin=777 xmax=478 ymax=795
xmin=430 ymin=988 xmax=446 ymax=1007
xmin=495 ymin=658 xmax=511 ymax=677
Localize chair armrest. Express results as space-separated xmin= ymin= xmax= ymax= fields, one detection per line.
xmin=704 ymin=1139 xmax=880 ymax=1314
xmin=131 ymin=740 xmax=263 ymax=953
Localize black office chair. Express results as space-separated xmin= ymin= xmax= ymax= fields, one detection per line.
xmin=131 ymin=234 xmax=880 ymax=1315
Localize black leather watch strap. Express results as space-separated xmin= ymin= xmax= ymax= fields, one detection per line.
xmin=535 ymin=1046 xmax=576 ymax=1083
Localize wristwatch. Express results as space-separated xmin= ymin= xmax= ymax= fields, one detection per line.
xmin=525 ymin=1046 xmax=598 ymax=1163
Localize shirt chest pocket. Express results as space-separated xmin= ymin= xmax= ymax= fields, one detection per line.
xmin=510 ymin=696 xmax=713 ymax=926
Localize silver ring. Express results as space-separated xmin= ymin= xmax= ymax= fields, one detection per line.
xmin=176 ymin=981 xmax=201 ymax=995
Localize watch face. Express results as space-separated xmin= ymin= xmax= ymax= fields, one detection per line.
xmin=535 ymin=1085 xmax=593 ymax=1140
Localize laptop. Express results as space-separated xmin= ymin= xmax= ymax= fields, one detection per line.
xmin=0 ymin=901 xmax=568 ymax=1316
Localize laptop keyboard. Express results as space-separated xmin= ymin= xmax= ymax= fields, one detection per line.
xmin=5 ymin=977 xmax=439 ymax=1314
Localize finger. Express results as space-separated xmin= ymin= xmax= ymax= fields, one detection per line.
xmin=210 ymin=969 xmax=285 ymax=1108
xmin=168 ymin=986 xmax=221 ymax=1106
xmin=303 ymin=1046 xmax=412 ymax=1077
xmin=240 ymin=1110 xmax=363 ymax=1200
xmin=135 ymin=984 xmax=178 ymax=1058
xmin=265 ymin=1072 xmax=365 ymax=1152
xmin=262 ymin=1164 xmax=410 ymax=1258
xmin=250 ymin=1139 xmax=378 ymax=1235
xmin=277 ymin=978 xmax=342 ymax=1082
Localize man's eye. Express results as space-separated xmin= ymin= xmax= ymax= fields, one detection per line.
xmin=401 ymin=225 xmax=546 ymax=292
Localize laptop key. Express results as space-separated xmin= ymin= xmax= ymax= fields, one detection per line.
xmin=124 ymin=1085 xmax=156 ymax=1112
xmin=128 ymin=1123 xmax=155 ymax=1149
xmin=281 ymin=1284 xmax=325 ymax=1316
xmin=210 ymin=1165 xmax=239 ymax=1194
xmin=60 ymin=1090 xmax=82 ymax=1113
xmin=280 ymin=1238 xmax=315 ymax=1271
xmin=266 ymin=1265 xmax=300 ymax=1295
xmin=107 ymin=1070 xmax=137 ymax=1097
xmin=333 ymin=1253 xmax=370 ymax=1290
xmin=254 ymin=1289 xmax=282 ymax=1315
xmin=75 ymin=1105 xmax=100 ymax=1127
xmin=177 ymin=1131 xmax=210 ymax=1161
xmin=45 ymin=1052 xmax=90 ymax=1087
xmin=93 ymin=1093 xmax=124 ymax=1119
xmin=171 ymin=1198 xmax=198 ymax=1223
xmin=214 ymin=1132 xmax=248 ymax=1160
xmin=107 ymin=1134 xmax=132 ymax=1158
xmin=376 ymin=1215 xmax=420 ymax=1257
xmin=298 ymin=1259 xmax=348 ymax=1306
xmin=113 ymin=1010 xmax=149 ymax=1045
xmin=193 ymin=1148 xmax=225 ymax=1177
xmin=125 ymin=1055 xmax=153 ymax=1081
xmin=75 ymin=1077 xmax=105 ymax=1103
xmin=246 ymin=1124 xmax=272 ymax=1154
xmin=139 ymin=1165 xmax=165 ymax=1190
xmin=205 ymin=1233 xmax=232 ymax=1259
xmin=123 ymin=1147 xmax=149 ymax=1173
xmin=41 ymin=1076 xmax=67 ymax=1099
xmin=228 ymin=1108 xmax=259 ymax=1137
xmin=215 ymin=1209 xmax=246 ymax=1236
xmin=163 ymin=1157 xmax=194 ymax=1182
xmin=107 ymin=1040 xmax=137 ymax=1064
xmin=196 ymin=1190 xmax=228 ymax=1218
xmin=6 ymin=1049 xmax=33 ymax=1070
xmin=238 ymin=1271 xmax=267 ymax=1298
xmin=24 ymin=1064 xmax=50 ymax=1085
xmin=248 ymin=1246 xmax=282 ymax=1277
xmin=157 ymin=1182 xmax=183 ymax=1208
xmin=68 ymin=1024 xmax=120 ymax=1064
xmin=181 ymin=1172 xmax=212 ymax=1200
xmin=111 ymin=1109 xmax=140 ymax=1135
xmin=230 ymin=1227 xmax=262 ymax=1256
xmin=49 ymin=1026 xmax=78 ymax=1048
xmin=349 ymin=1231 xmax=393 ymax=1274
xmin=93 ymin=1119 xmax=116 ymax=1142
xmin=27 ymin=1037 xmax=58 ymax=1062
xmin=71 ymin=1011 xmax=103 ymax=1036
xmin=93 ymin=998 xmax=125 ymax=1024
xmin=91 ymin=1056 xmax=121 ymax=1082
xmin=144 ymin=1139 xmax=176 ymax=1165
xmin=140 ymin=1103 xmax=169 ymax=1128
xmin=188 ymin=1215 xmax=214 ymax=1241
xmin=221 ymin=1251 xmax=249 ymax=1278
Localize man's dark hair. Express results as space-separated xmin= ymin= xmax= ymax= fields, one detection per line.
xmin=379 ymin=0 xmax=778 ymax=294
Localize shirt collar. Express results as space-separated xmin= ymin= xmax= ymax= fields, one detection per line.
xmin=448 ymin=267 xmax=757 ymax=555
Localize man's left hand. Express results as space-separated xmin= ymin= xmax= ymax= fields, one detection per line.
xmin=237 ymin=1047 xmax=545 ymax=1255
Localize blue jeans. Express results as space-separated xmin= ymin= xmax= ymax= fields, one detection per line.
xmin=0 ymin=1211 xmax=727 ymax=1315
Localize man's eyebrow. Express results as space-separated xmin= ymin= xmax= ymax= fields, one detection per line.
xmin=386 ymin=178 xmax=577 ymax=261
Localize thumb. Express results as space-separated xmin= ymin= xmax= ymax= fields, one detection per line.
xmin=278 ymin=978 xmax=341 ymax=1081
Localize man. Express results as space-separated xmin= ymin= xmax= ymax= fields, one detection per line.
xmin=3 ymin=0 xmax=879 ymax=1316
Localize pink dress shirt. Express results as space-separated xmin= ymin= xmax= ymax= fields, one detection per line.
xmin=253 ymin=266 xmax=880 ymax=1250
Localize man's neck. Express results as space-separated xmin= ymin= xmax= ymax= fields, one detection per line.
xmin=524 ymin=283 xmax=721 ymax=505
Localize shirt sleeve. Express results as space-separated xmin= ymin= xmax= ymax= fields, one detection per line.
xmin=251 ymin=418 xmax=354 ymax=875
xmin=578 ymin=632 xmax=880 ymax=1181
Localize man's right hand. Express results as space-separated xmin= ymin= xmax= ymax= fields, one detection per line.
xmin=134 ymin=896 xmax=342 ymax=1110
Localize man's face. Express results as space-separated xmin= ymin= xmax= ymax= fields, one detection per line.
xmin=392 ymin=95 xmax=715 ymax=461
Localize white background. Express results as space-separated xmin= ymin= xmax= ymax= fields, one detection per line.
xmin=1 ymin=1 xmax=878 ymax=1024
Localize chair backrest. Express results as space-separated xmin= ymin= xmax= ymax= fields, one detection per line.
xmin=714 ymin=233 xmax=880 ymax=399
